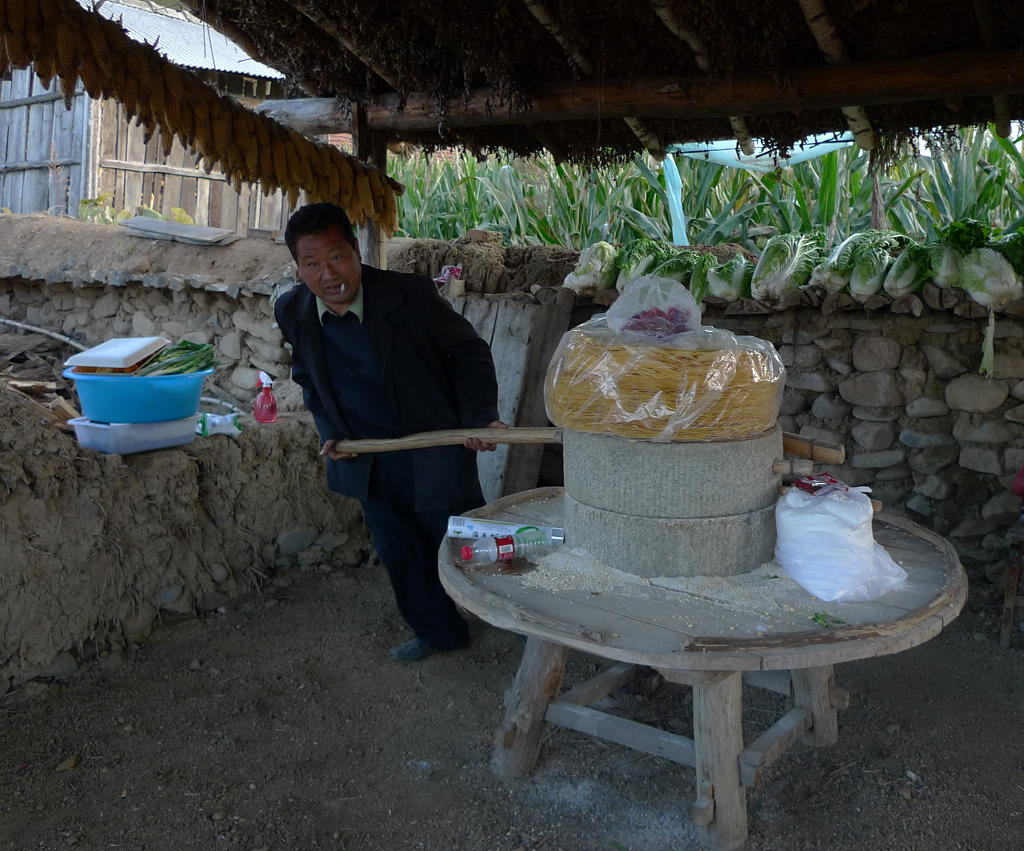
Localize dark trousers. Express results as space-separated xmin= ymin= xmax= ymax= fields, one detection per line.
xmin=360 ymin=453 xmax=482 ymax=649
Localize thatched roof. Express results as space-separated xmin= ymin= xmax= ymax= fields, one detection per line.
xmin=177 ymin=0 xmax=1024 ymax=161
xmin=3 ymin=0 xmax=1023 ymax=232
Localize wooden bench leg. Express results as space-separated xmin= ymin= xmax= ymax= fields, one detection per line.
xmin=693 ymin=670 xmax=747 ymax=851
xmin=791 ymin=665 xmax=839 ymax=746
xmin=492 ymin=636 xmax=567 ymax=778
xmin=1000 ymin=545 xmax=1023 ymax=649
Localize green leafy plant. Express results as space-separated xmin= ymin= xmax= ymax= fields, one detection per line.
xmin=389 ymin=126 xmax=1023 ymax=255
xmin=78 ymin=195 xmax=195 ymax=227
xmin=79 ymin=194 xmax=130 ymax=225
xmin=810 ymin=612 xmax=845 ymax=628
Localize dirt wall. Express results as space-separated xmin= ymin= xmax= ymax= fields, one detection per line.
xmin=0 ymin=385 xmax=368 ymax=692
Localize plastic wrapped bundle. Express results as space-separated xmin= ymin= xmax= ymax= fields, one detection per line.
xmin=544 ymin=281 xmax=785 ymax=442
xmin=775 ymin=475 xmax=907 ymax=602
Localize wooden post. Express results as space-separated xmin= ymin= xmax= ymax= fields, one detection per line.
xmin=492 ymin=637 xmax=567 ymax=778
xmin=791 ymin=665 xmax=840 ymax=746
xmin=353 ymin=103 xmax=388 ymax=270
xmin=1000 ymin=526 xmax=1024 ymax=648
xmin=692 ymin=670 xmax=747 ymax=851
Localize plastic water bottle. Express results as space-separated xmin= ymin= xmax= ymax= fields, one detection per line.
xmin=460 ymin=528 xmax=559 ymax=564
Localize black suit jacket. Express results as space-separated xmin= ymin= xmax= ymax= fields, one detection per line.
xmin=274 ymin=265 xmax=500 ymax=511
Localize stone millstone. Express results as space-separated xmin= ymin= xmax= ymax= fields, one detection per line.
xmin=565 ymin=495 xmax=776 ymax=578
xmin=562 ymin=427 xmax=783 ymax=518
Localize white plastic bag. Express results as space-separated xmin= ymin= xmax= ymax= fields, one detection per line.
xmin=775 ymin=479 xmax=907 ymax=602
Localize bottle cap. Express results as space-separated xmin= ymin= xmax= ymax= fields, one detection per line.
xmin=460 ymin=544 xmax=475 ymax=561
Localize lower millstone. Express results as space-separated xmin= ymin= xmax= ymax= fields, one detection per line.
xmin=564 ymin=496 xmax=777 ymax=578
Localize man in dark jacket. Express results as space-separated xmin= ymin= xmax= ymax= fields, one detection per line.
xmin=275 ymin=203 xmax=506 ymax=662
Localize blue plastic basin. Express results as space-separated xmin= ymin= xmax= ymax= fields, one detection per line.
xmin=63 ymin=367 xmax=214 ymax=424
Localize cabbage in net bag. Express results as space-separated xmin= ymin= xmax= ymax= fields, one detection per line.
xmin=544 ymin=276 xmax=785 ymax=441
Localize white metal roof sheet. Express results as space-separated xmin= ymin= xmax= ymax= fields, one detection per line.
xmin=80 ymin=0 xmax=284 ymax=80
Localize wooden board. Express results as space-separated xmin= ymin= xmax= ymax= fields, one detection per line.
xmin=160 ymin=135 xmax=187 ymax=219
xmin=23 ymin=87 xmax=53 ymax=212
xmin=439 ymin=488 xmax=967 ymax=672
xmin=0 ymin=72 xmax=30 ymax=211
xmin=451 ymin=295 xmax=573 ymax=502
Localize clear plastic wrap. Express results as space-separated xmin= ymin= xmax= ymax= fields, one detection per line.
xmin=544 ymin=281 xmax=785 ymax=442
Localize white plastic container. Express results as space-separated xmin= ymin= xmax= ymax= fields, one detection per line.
xmin=65 ymin=336 xmax=170 ymax=369
xmin=446 ymin=515 xmax=565 ymax=542
xmin=69 ymin=415 xmax=198 ymax=454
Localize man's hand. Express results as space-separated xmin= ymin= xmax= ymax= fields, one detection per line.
xmin=320 ymin=439 xmax=357 ymax=461
xmin=464 ymin=420 xmax=508 ymax=452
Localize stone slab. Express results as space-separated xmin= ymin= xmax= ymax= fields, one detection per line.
xmin=565 ymin=495 xmax=777 ymax=578
xmin=562 ymin=428 xmax=783 ymax=519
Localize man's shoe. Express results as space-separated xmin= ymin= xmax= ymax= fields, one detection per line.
xmin=387 ymin=637 xmax=436 ymax=663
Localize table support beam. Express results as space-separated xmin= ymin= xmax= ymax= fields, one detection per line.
xmin=493 ymin=637 xmax=567 ymax=778
xmin=791 ymin=664 xmax=840 ymax=746
xmin=693 ymin=671 xmax=747 ymax=851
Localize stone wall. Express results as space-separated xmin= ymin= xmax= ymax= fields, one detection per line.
xmin=702 ymin=288 xmax=1024 ymax=572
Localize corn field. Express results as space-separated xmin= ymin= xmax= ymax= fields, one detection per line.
xmin=389 ymin=126 xmax=1024 ymax=250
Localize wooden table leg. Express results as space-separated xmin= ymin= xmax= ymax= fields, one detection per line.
xmin=492 ymin=636 xmax=568 ymax=778
xmin=791 ymin=665 xmax=839 ymax=746
xmin=693 ymin=670 xmax=747 ymax=851
xmin=1000 ymin=542 xmax=1023 ymax=649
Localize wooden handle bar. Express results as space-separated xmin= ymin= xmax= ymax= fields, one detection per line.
xmin=780 ymin=433 xmax=845 ymax=464
xmin=330 ymin=427 xmax=846 ymax=464
xmin=330 ymin=427 xmax=562 ymax=453
xmin=773 ymin=459 xmax=814 ymax=476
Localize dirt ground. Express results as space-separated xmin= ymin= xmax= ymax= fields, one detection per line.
xmin=3 ymin=215 xmax=1024 ymax=848
xmin=2 ymin=559 xmax=1023 ymax=851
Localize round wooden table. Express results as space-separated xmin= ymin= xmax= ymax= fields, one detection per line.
xmin=439 ymin=487 xmax=966 ymax=851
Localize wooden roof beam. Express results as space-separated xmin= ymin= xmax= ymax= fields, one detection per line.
xmin=649 ymin=0 xmax=754 ymax=155
xmin=352 ymin=49 xmax=1024 ymax=133
xmin=522 ymin=0 xmax=665 ymax=158
xmin=253 ymin=97 xmax=352 ymax=136
xmin=796 ymin=0 xmax=876 ymax=151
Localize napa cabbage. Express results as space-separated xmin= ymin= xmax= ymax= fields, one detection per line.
xmin=707 ymin=255 xmax=752 ymax=302
xmin=959 ymin=247 xmax=1022 ymax=309
xmin=686 ymin=253 xmax=717 ymax=303
xmin=926 ymin=243 xmax=960 ymax=289
xmin=810 ymin=231 xmax=894 ymax=293
xmin=883 ymin=243 xmax=932 ymax=297
xmin=615 ymin=239 xmax=673 ymax=291
xmin=750 ymin=232 xmax=825 ymax=303
xmin=562 ymin=241 xmax=620 ymax=295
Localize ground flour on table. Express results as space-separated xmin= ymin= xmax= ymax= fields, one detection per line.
xmin=522 ymin=550 xmax=821 ymax=618
xmin=521 ymin=547 xmax=646 ymax=595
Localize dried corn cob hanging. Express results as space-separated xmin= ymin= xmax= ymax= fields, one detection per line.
xmin=8 ymin=0 xmax=404 ymax=234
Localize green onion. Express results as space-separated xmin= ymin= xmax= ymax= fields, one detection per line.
xmin=135 ymin=341 xmax=217 ymax=376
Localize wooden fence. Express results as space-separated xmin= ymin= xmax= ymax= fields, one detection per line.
xmin=1 ymin=67 xmax=296 ymax=234
xmin=0 ymin=70 xmax=89 ymax=216
xmin=94 ymin=99 xmax=296 ymax=233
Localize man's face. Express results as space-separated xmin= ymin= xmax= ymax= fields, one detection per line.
xmin=295 ymin=225 xmax=362 ymax=315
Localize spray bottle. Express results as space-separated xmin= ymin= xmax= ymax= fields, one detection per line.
xmin=254 ymin=370 xmax=278 ymax=423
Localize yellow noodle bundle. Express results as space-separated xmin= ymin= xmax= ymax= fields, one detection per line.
xmin=544 ymin=318 xmax=785 ymax=441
